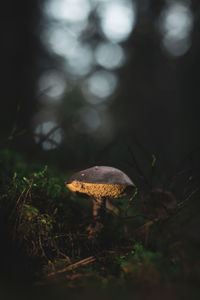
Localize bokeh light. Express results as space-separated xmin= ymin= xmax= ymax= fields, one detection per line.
xmin=65 ymin=43 xmax=94 ymax=77
xmin=162 ymin=35 xmax=191 ymax=57
xmin=97 ymin=0 xmax=136 ymax=42
xmin=85 ymin=70 xmax=118 ymax=100
xmin=45 ymin=0 xmax=91 ymax=23
xmin=159 ymin=1 xmax=193 ymax=57
xmin=43 ymin=26 xmax=93 ymax=77
xmin=34 ymin=121 xmax=63 ymax=150
xmin=43 ymin=25 xmax=79 ymax=58
xmin=38 ymin=70 xmax=67 ymax=103
xmin=37 ymin=0 xmax=135 ymax=149
xmin=95 ymin=42 xmax=125 ymax=70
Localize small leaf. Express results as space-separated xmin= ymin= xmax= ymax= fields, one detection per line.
xmin=132 ymin=187 xmax=138 ymax=198
xmin=53 ymin=208 xmax=58 ymax=215
xmin=23 ymin=177 xmax=30 ymax=183
xmin=152 ymin=154 xmax=156 ymax=167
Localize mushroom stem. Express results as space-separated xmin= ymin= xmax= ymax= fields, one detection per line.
xmin=92 ymin=197 xmax=106 ymax=221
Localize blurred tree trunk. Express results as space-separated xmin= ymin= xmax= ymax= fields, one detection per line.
xmin=0 ymin=1 xmax=42 ymax=139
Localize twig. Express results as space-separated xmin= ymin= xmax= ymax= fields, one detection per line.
xmin=36 ymin=125 xmax=60 ymax=147
xmin=127 ymin=145 xmax=150 ymax=188
xmin=35 ymin=246 xmax=135 ymax=287
xmin=178 ymin=187 xmax=199 ymax=208
xmin=9 ymin=188 xmax=26 ymax=219
xmin=47 ymin=256 xmax=96 ymax=277
xmin=38 ymin=233 xmax=46 ymax=258
xmin=33 ymin=134 xmax=60 ymax=147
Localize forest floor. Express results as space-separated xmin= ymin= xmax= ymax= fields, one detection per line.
xmin=0 ymin=148 xmax=200 ymax=300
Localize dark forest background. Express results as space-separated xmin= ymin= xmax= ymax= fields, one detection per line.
xmin=1 ymin=0 xmax=200 ymax=175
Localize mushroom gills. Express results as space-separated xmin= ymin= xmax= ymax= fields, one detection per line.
xmin=66 ymin=180 xmax=128 ymax=199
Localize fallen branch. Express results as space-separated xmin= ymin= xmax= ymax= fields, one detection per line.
xmin=47 ymin=256 xmax=96 ymax=278
xmin=35 ymin=246 xmax=135 ymax=286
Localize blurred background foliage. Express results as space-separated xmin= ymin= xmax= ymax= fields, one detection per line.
xmin=1 ymin=0 xmax=200 ymax=177
xmin=1 ymin=0 xmax=200 ymax=298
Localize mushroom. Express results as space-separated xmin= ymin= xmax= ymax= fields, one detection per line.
xmin=65 ymin=166 xmax=136 ymax=235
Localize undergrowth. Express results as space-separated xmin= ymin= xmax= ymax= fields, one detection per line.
xmin=0 ymin=148 xmax=200 ymax=299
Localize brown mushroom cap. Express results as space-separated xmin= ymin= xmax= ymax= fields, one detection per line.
xmin=65 ymin=166 xmax=135 ymax=199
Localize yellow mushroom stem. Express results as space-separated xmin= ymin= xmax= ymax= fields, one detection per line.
xmin=92 ymin=197 xmax=106 ymax=220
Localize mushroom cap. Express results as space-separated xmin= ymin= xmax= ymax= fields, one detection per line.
xmin=65 ymin=166 xmax=135 ymax=199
